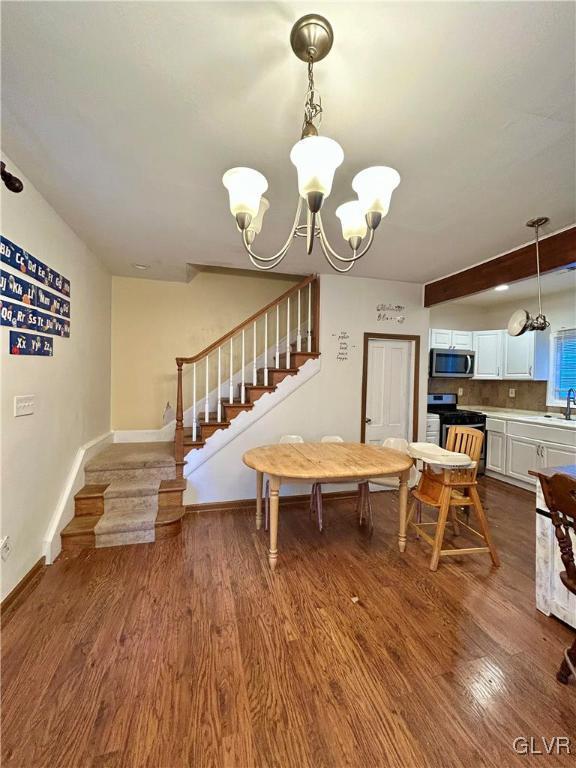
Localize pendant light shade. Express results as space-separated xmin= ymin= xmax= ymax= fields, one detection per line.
xmin=352 ymin=166 xmax=401 ymax=216
xmin=249 ymin=197 xmax=269 ymax=235
xmin=336 ymin=201 xmax=367 ymax=242
xmin=290 ymin=136 xmax=344 ymax=201
xmin=222 ymin=167 xmax=268 ymax=219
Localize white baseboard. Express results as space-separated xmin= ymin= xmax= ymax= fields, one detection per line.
xmin=42 ymin=431 xmax=113 ymax=564
xmin=484 ymin=469 xmax=535 ymax=492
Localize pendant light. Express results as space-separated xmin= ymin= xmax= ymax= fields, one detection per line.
xmin=507 ymin=217 xmax=551 ymax=337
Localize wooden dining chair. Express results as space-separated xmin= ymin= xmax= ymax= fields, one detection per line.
xmin=537 ymin=472 xmax=576 ymax=685
xmin=407 ymin=426 xmax=500 ymax=571
xmin=310 ymin=435 xmax=345 ymax=532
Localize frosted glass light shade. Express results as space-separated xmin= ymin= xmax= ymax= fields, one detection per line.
xmin=222 ymin=167 xmax=268 ymax=218
xmin=248 ymin=197 xmax=269 ymax=235
xmin=352 ymin=166 xmax=401 ymax=216
xmin=335 ymin=201 xmax=367 ymax=241
xmin=289 ymin=136 xmax=344 ymax=199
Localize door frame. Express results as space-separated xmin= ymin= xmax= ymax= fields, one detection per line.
xmin=360 ymin=332 xmax=421 ymax=443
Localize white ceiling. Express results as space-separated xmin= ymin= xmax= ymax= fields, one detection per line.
xmin=2 ymin=1 xmax=575 ymax=283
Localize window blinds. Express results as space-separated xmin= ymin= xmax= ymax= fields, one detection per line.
xmin=550 ymin=328 xmax=576 ymax=401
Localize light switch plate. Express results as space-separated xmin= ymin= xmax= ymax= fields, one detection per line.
xmin=14 ymin=395 xmax=35 ymax=417
xmin=457 ymin=387 xmax=464 ymax=397
xmin=508 ymin=388 xmax=516 ymax=398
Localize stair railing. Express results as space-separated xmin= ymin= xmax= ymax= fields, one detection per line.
xmin=175 ymin=274 xmax=320 ymax=472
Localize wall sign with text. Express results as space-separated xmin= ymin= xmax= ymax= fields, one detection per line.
xmin=0 ymin=235 xmax=71 ymax=297
xmin=376 ymin=303 xmax=407 ymax=324
xmin=9 ymin=330 xmax=53 ymax=356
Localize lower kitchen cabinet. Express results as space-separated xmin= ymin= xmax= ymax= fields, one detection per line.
xmin=485 ymin=416 xmax=576 ymax=489
xmin=486 ymin=431 xmax=506 ymax=473
xmin=506 ymin=434 xmax=540 ymax=485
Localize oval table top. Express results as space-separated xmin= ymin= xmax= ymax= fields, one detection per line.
xmin=243 ymin=442 xmax=413 ymax=481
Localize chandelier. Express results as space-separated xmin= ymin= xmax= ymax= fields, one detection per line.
xmin=222 ymin=14 xmax=401 ymax=273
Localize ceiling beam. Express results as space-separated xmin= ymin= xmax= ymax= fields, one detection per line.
xmin=424 ymin=226 xmax=576 ymax=307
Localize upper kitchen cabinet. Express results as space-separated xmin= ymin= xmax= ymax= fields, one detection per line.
xmin=429 ymin=329 xmax=473 ymax=350
xmin=503 ymin=328 xmax=550 ymax=380
xmin=473 ymin=330 xmax=503 ymax=379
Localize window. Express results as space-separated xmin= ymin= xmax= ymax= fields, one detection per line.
xmin=547 ymin=328 xmax=576 ymax=406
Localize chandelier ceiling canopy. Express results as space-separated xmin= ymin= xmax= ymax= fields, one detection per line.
xmin=222 ymin=14 xmax=401 ymax=273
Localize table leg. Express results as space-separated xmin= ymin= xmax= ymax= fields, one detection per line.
xmin=255 ymin=471 xmax=263 ymax=530
xmin=269 ymin=475 xmax=280 ymax=571
xmin=398 ymin=469 xmax=410 ymax=553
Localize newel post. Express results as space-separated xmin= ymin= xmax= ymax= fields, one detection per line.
xmin=175 ymin=358 xmax=184 ymax=477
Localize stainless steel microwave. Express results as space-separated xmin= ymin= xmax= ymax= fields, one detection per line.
xmin=429 ymin=348 xmax=475 ymax=378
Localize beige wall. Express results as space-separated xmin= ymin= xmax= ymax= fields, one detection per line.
xmin=111 ymin=272 xmax=298 ymax=430
xmin=1 ymin=155 xmax=111 ymax=599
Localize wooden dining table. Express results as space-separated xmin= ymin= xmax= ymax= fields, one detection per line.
xmin=243 ymin=442 xmax=414 ymax=570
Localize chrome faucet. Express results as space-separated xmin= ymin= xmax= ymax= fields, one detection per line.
xmin=566 ymin=388 xmax=576 ymax=421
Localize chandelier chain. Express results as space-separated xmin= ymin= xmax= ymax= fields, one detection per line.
xmin=302 ymin=57 xmax=322 ymax=134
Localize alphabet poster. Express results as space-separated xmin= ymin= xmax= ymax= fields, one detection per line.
xmin=9 ymin=330 xmax=53 ymax=356
xmin=1 ymin=234 xmax=72 ymax=356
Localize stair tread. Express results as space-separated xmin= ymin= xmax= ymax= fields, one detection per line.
xmin=85 ymin=442 xmax=175 ymax=471
xmin=198 ymin=419 xmax=231 ymax=427
xmin=62 ymin=515 xmax=99 ymax=537
xmin=159 ymin=478 xmax=187 ymax=493
xmin=156 ymin=506 xmax=186 ymax=525
xmin=103 ymin=479 xmax=160 ymax=499
xmin=246 ymin=384 xmax=275 ymax=391
xmin=74 ymin=484 xmax=108 ymax=500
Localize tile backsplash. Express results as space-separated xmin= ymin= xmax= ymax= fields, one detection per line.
xmin=428 ymin=378 xmax=562 ymax=413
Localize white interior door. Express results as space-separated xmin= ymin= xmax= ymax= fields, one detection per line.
xmin=364 ymin=338 xmax=414 ymax=445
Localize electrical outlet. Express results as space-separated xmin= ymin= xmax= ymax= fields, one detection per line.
xmin=0 ymin=536 xmax=11 ymax=561
xmin=508 ymin=388 xmax=516 ymax=398
xmin=14 ymin=395 xmax=35 ymax=417
xmin=457 ymin=387 xmax=464 ymax=397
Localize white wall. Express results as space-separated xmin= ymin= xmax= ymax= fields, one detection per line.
xmin=185 ymin=274 xmax=429 ymax=503
xmin=0 ymin=155 xmax=111 ymax=599
xmin=430 ymin=289 xmax=576 ymax=333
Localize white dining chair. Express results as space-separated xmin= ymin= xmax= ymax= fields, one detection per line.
xmin=357 ymin=437 xmax=419 ymax=533
xmin=310 ymin=435 xmax=345 ymax=532
xmin=264 ymin=435 xmax=304 ymax=530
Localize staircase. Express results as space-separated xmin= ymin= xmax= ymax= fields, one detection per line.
xmin=60 ymin=274 xmax=320 ymax=551
xmin=61 ymin=443 xmax=186 ymax=550
xmin=175 ymin=274 xmax=320 ymax=473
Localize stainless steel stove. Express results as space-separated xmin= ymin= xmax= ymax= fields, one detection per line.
xmin=427 ymin=393 xmax=486 ymax=473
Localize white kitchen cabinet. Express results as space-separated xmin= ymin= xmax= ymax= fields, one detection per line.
xmin=451 ymin=330 xmax=474 ymax=350
xmin=486 ymin=431 xmax=506 ymax=473
xmin=473 ymin=330 xmax=503 ymax=379
xmin=429 ymin=329 xmax=472 ymax=350
xmin=506 ymin=434 xmax=539 ymax=484
xmin=542 ymin=442 xmax=576 ymax=467
xmin=503 ymin=329 xmax=550 ymax=380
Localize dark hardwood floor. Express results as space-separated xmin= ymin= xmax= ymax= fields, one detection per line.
xmin=2 ymin=478 xmax=575 ymax=767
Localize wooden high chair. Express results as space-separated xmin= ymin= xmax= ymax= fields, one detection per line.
xmin=407 ymin=426 xmax=500 ymax=571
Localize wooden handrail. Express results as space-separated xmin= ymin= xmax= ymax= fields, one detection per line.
xmin=176 ymin=273 xmax=317 ymax=366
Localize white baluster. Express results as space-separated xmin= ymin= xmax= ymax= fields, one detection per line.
xmin=286 ymin=296 xmax=291 ymax=369
xmin=229 ymin=336 xmax=234 ymax=404
xmin=264 ymin=312 xmax=268 ymax=386
xmin=217 ymin=346 xmax=222 ymax=422
xmin=205 ymin=354 xmax=209 ymax=422
xmin=253 ymin=321 xmax=257 ymax=386
xmin=241 ymin=329 xmax=246 ymax=404
xmin=307 ymin=282 xmax=312 ymax=352
xmin=297 ymin=289 xmax=302 ymax=352
xmin=275 ymin=304 xmax=280 ymax=369
xmin=192 ymin=362 xmax=197 ymax=442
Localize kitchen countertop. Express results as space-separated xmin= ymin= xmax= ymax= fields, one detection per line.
xmin=460 ymin=405 xmax=576 ymax=430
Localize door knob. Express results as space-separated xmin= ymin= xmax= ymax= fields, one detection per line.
xmin=365 ymin=417 xmax=372 ymax=424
